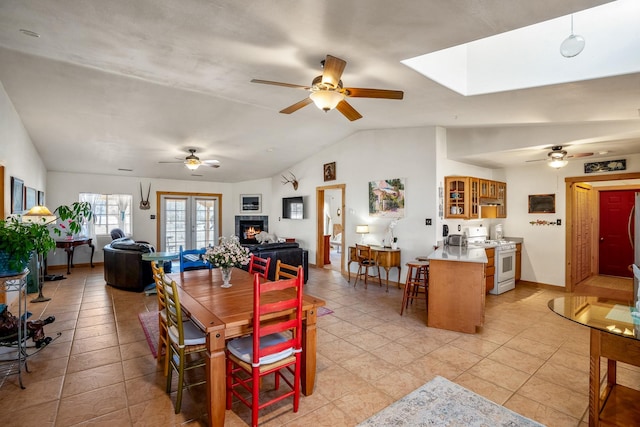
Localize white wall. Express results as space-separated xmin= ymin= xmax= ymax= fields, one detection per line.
xmin=265 ymin=126 xmax=439 ymax=283
xmin=503 ymin=153 xmax=640 ymax=286
xmin=0 ymin=83 xmax=47 ymax=215
xmin=0 ymin=83 xmax=47 ymax=306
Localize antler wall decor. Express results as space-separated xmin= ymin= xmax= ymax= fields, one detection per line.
xmin=281 ymin=172 xmax=299 ymax=190
xmin=140 ymin=183 xmax=151 ymax=210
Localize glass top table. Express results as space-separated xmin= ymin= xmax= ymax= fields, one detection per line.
xmin=548 ymin=296 xmax=640 ymax=426
xmin=548 ymin=296 xmax=639 ymax=340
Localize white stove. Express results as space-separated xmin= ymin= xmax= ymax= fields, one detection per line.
xmin=464 ymin=227 xmax=516 ymax=295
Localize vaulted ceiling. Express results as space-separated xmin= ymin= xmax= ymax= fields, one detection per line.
xmin=1 ymin=0 xmax=638 ymax=181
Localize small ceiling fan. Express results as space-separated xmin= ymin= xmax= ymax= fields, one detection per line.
xmin=251 ymin=54 xmax=404 ymax=121
xmin=527 ymin=145 xmax=593 ymax=168
xmin=159 ymin=149 xmax=220 ymax=171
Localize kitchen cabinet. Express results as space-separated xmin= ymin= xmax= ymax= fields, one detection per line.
xmin=515 ymin=243 xmax=522 ymax=282
xmin=480 ymin=179 xmax=497 ymax=198
xmin=445 ymin=176 xmax=506 ymax=219
xmin=485 ymin=248 xmax=495 ymax=293
xmin=497 ymin=182 xmax=507 ymax=218
xmin=444 ymin=177 xmax=469 ymax=219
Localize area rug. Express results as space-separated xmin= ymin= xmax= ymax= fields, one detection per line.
xmin=317 ymin=306 xmax=333 ymax=317
xmin=138 ymin=311 xmax=159 ymax=358
xmin=357 ymin=376 xmax=545 ymax=427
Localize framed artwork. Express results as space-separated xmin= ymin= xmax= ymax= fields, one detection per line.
xmin=323 ymin=162 xmax=336 ymax=181
xmin=240 ymin=194 xmax=262 ymax=213
xmin=11 ymin=176 xmax=24 ymax=214
xmin=38 ymin=190 xmax=45 ymax=206
xmin=25 ymin=187 xmax=37 ymax=210
xmin=584 ymin=159 xmax=626 ymax=174
xmin=528 ymin=194 xmax=555 ymax=213
xmin=369 ymin=178 xmax=405 ymax=218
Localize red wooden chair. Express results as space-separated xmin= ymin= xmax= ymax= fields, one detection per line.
xmin=248 ymin=254 xmax=271 ymax=279
xmin=226 ymin=268 xmax=304 ymax=427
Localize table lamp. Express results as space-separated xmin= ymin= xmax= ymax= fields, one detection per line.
xmin=356 ymin=225 xmax=369 ymax=244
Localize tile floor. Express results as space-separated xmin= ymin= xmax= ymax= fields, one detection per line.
xmin=0 ymin=266 xmax=638 ymax=426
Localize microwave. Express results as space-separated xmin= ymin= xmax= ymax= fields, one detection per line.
xmin=447 ymin=234 xmax=467 ymax=246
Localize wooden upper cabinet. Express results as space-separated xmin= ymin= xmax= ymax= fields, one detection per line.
xmin=446 ymin=176 xmax=507 ymax=219
xmin=469 ymin=178 xmax=479 ymax=219
xmin=445 ymin=176 xmax=468 ymax=219
xmin=497 ymin=181 xmax=507 ymax=218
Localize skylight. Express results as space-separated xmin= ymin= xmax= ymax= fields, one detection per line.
xmin=402 ymin=0 xmax=640 ymax=96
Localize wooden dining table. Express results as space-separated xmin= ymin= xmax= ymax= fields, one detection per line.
xmin=166 ymin=267 xmax=325 ymax=427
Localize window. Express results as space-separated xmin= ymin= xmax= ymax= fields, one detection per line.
xmin=81 ymin=193 xmax=133 ymax=236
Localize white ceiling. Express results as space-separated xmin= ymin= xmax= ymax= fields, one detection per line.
xmin=0 ymin=0 xmax=639 ymax=182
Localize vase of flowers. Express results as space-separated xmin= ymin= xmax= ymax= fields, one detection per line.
xmin=205 ymin=235 xmax=250 ymax=288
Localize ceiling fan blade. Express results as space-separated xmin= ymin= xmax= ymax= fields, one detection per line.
xmin=203 ymin=160 xmax=221 ymax=168
xmin=568 ymin=152 xmax=594 ymax=158
xmin=525 ymin=158 xmax=546 ymax=163
xmin=158 ymin=160 xmax=183 ymax=164
xmin=335 ymin=100 xmax=363 ymax=121
xmin=251 ymin=79 xmax=309 ymax=90
xmin=344 ymin=87 xmax=404 ymax=99
xmin=322 ymin=55 xmax=347 ymax=88
xmin=280 ymin=98 xmax=313 ymax=114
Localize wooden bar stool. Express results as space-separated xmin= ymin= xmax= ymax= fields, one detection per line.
xmin=400 ymin=260 xmax=429 ymax=315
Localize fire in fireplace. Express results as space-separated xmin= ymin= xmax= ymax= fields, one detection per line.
xmin=235 ymin=216 xmax=268 ymax=244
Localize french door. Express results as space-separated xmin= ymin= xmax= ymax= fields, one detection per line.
xmin=160 ymin=194 xmax=220 ymax=252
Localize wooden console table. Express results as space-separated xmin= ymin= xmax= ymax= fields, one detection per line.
xmin=56 ymin=238 xmax=95 ymax=274
xmin=548 ymin=296 xmax=640 ymax=426
xmin=348 ymin=245 xmax=401 ymax=289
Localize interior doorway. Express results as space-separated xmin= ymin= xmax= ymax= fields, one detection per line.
xmin=315 ymin=184 xmax=346 ymax=274
xmin=566 ymin=172 xmax=640 ymax=292
xmin=598 ymin=189 xmax=635 ymax=277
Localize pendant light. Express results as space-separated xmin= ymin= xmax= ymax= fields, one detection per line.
xmin=560 ymin=15 xmax=585 ymax=58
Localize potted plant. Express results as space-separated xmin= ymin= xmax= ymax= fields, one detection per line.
xmin=53 ymin=201 xmax=93 ymax=237
xmin=0 ymin=216 xmax=56 ymax=275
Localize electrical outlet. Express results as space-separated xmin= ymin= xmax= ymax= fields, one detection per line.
xmin=557 ymin=219 xmax=562 ymax=226
xmin=425 ymin=218 xmax=432 ymax=226
xmin=150 ymin=214 xmax=156 ymax=220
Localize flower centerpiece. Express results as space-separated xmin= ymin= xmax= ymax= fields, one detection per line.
xmin=205 ymin=235 xmax=250 ymax=288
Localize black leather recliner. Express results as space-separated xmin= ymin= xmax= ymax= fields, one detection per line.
xmin=103 ymin=238 xmax=155 ymax=292
xmin=242 ymin=242 xmax=309 ymax=283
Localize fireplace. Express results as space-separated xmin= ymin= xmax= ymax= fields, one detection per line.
xmin=235 ymin=215 xmax=269 ymax=245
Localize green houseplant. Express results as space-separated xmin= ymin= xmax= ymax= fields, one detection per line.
xmin=53 ymin=202 xmax=93 ymax=237
xmin=0 ymin=216 xmax=56 ymax=275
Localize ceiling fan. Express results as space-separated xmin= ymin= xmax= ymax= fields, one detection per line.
xmin=527 ymin=145 xmax=593 ymax=168
xmin=159 ymin=149 xmax=220 ymax=171
xmin=251 ymin=54 xmax=404 ymax=121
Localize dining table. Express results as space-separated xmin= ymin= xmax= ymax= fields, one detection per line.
xmin=166 ymin=267 xmax=326 ymax=427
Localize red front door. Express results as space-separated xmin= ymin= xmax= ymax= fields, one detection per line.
xmin=599 ymin=190 xmax=635 ymax=277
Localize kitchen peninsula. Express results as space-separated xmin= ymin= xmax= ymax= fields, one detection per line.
xmin=427 ymin=246 xmax=487 ymax=333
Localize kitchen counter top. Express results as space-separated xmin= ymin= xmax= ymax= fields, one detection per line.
xmin=504 ymin=237 xmax=524 ymax=243
xmin=428 ymin=246 xmax=488 ymax=263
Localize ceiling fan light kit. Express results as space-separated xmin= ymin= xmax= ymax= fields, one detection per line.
xmin=310 ymin=90 xmax=344 ymax=111
xmin=548 ymin=158 xmax=569 ymax=169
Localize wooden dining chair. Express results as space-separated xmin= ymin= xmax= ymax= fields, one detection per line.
xmin=248 ymin=253 xmax=271 ymax=279
xmin=275 ymin=259 xmax=300 ymax=280
xmin=354 ymin=244 xmax=381 ymax=289
xmin=151 ymin=261 xmax=169 ymax=376
xmin=226 ymin=268 xmax=304 ymax=427
xmin=163 ymin=278 xmax=207 ymax=413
